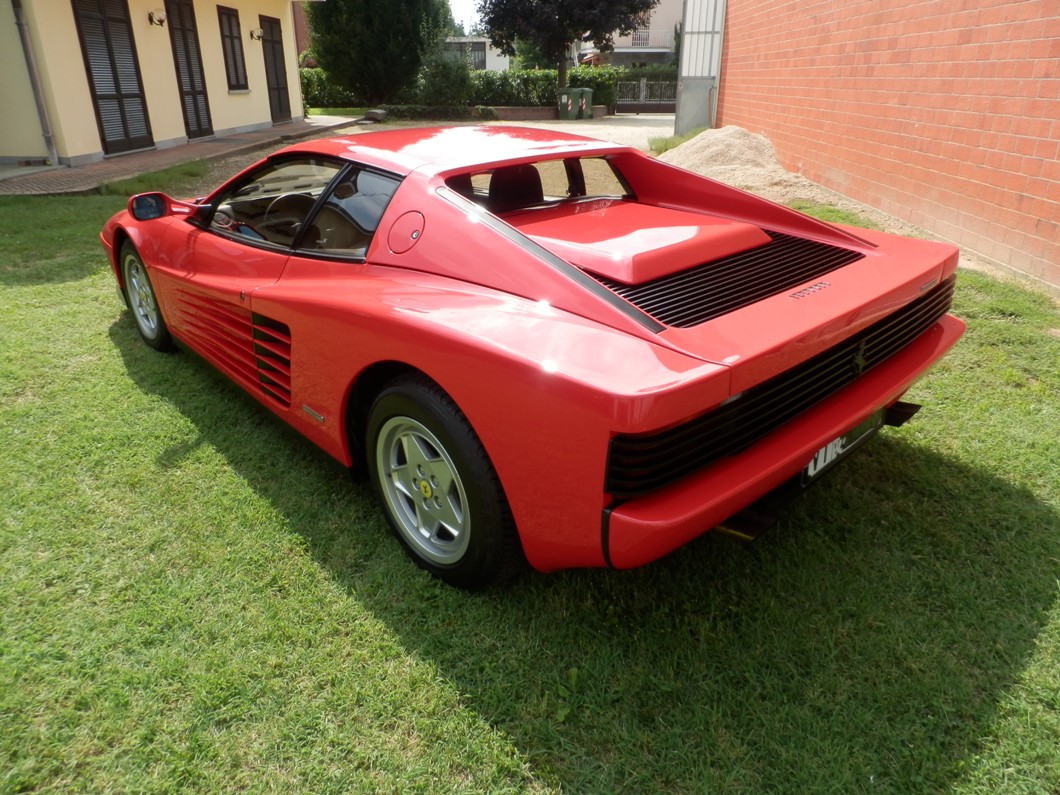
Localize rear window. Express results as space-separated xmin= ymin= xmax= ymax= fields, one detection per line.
xmin=446 ymin=157 xmax=631 ymax=214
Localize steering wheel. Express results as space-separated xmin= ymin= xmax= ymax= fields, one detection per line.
xmin=261 ymin=192 xmax=316 ymax=242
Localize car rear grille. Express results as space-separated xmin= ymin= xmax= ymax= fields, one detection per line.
xmin=605 ymin=276 xmax=956 ymax=497
xmin=593 ymin=230 xmax=864 ymax=327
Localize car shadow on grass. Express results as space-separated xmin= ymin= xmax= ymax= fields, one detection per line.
xmin=111 ymin=318 xmax=1060 ymax=794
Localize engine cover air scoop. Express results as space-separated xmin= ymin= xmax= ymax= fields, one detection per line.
xmin=511 ymin=200 xmax=771 ymax=284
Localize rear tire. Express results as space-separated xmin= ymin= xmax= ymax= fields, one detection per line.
xmin=366 ymin=375 xmax=523 ymax=589
xmin=120 ymin=242 xmax=173 ymax=352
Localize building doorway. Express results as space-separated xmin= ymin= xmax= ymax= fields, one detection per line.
xmin=259 ymin=15 xmax=290 ymax=123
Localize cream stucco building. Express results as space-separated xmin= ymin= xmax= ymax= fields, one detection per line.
xmin=3 ymin=0 xmax=304 ymax=167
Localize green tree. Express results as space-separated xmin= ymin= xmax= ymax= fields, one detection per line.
xmin=306 ymin=0 xmax=453 ymax=104
xmin=430 ymin=0 xmax=460 ymax=35
xmin=417 ymin=0 xmax=472 ymax=105
xmin=477 ymin=0 xmax=659 ymax=87
xmin=514 ymin=38 xmax=551 ymax=70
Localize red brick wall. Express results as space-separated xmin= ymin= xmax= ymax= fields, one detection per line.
xmin=716 ymin=0 xmax=1059 ymax=289
xmin=293 ymin=2 xmax=310 ymax=57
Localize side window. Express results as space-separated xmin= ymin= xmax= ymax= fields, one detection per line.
xmin=581 ymin=157 xmax=630 ymax=198
xmin=209 ymin=158 xmax=342 ymax=248
xmin=299 ymin=168 xmax=401 ymax=257
xmin=536 ymin=160 xmax=571 ymax=199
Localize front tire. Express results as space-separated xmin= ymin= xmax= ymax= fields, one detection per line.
xmin=366 ymin=375 xmax=523 ymax=589
xmin=120 ymin=242 xmax=173 ymax=351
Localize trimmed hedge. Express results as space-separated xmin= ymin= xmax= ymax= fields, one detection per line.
xmin=299 ymin=68 xmax=361 ymax=108
xmin=468 ymin=69 xmax=558 ymax=107
xmin=417 ymin=51 xmax=474 ymax=107
xmin=627 ymin=65 xmax=679 ymax=79
xmin=300 ymin=65 xmax=678 ymax=113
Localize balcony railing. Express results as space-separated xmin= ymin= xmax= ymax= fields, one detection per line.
xmin=613 ymin=28 xmax=674 ymax=49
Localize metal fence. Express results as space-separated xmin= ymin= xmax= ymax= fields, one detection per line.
xmin=615 ymin=79 xmax=678 ymax=112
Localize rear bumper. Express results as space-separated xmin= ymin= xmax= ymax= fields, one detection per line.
xmin=603 ymin=314 xmax=965 ymax=569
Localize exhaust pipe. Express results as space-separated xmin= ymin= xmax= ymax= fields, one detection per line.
xmin=884 ymin=401 xmax=922 ymax=427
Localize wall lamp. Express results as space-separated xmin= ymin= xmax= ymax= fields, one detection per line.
xmin=148 ymin=9 xmax=166 ymax=26
xmin=249 ymin=28 xmax=264 ymax=41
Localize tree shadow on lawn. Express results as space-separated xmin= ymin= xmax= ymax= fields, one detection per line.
xmin=112 ymin=320 xmax=1060 ymax=794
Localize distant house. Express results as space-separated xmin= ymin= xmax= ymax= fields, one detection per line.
xmin=2 ymin=0 xmax=304 ymax=167
xmin=578 ymin=0 xmax=682 ymax=67
xmin=444 ymin=37 xmax=510 ymax=71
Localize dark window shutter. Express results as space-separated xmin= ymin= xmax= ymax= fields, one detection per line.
xmin=164 ymin=0 xmax=212 ymax=138
xmin=73 ymin=0 xmax=153 ymax=153
xmin=217 ymin=6 xmax=248 ymax=90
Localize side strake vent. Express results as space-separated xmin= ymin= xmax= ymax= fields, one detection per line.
xmin=172 ymin=290 xmax=292 ymax=409
xmin=252 ymin=314 xmax=292 ymax=408
xmin=593 ymin=231 xmax=864 ymax=327
xmin=605 ymin=276 xmax=956 ymax=498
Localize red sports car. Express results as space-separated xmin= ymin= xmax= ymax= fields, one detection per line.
xmin=101 ymin=126 xmax=964 ymax=588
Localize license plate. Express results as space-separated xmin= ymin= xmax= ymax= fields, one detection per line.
xmin=803 ymin=410 xmax=885 ymax=484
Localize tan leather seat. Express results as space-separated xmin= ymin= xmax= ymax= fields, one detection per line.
xmin=303 ymin=205 xmax=370 ymax=254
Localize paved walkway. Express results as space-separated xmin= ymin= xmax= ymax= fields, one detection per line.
xmin=0 ymin=114 xmax=676 ymax=196
xmin=0 ymin=115 xmax=356 ymax=196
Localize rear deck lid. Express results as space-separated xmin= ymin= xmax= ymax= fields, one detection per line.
xmin=513 ymin=202 xmax=956 ymax=394
xmin=509 ymin=200 xmax=771 ymax=284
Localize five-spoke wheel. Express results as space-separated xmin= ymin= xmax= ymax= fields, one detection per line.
xmin=375 ymin=415 xmax=471 ymax=566
xmin=120 ymin=242 xmax=173 ymax=351
xmin=367 ymin=375 xmax=523 ymax=589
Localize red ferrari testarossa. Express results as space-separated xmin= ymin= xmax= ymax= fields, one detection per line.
xmin=102 ymin=125 xmax=964 ymax=588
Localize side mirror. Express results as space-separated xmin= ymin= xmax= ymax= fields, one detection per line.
xmin=333 ymin=173 xmax=357 ymax=199
xmin=129 ymin=192 xmax=167 ymax=220
xmin=128 ymin=192 xmax=207 ymax=221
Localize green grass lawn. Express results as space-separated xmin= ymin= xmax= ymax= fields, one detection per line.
xmin=649 ymin=127 xmax=709 ymax=156
xmin=1 ymin=171 xmax=1058 ymax=794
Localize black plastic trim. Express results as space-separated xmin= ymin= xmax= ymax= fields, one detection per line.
xmin=605 ymin=276 xmax=956 ymax=497
xmin=593 ymin=230 xmax=865 ymax=328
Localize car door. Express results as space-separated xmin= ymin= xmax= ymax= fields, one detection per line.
xmin=248 ymin=165 xmax=404 ymax=454
xmin=154 ymin=156 xmax=345 ymax=405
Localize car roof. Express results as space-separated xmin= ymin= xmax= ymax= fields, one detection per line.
xmin=277 ymin=125 xmax=631 ymax=177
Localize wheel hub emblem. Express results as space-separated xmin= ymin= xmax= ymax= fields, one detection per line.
xmin=418 ymin=480 xmax=433 ymax=499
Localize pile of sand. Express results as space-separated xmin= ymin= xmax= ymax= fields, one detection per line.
xmin=658 ymin=125 xmax=931 ymax=243
xmin=659 ymin=125 xmax=814 ymax=203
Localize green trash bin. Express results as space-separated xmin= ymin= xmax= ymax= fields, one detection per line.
xmin=573 ymin=87 xmax=593 ymax=119
xmin=557 ymin=90 xmax=577 ymax=120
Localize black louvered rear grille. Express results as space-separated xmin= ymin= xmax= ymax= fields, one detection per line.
xmin=605 ymin=276 xmax=956 ymax=497
xmin=594 ymin=231 xmax=865 ymax=327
